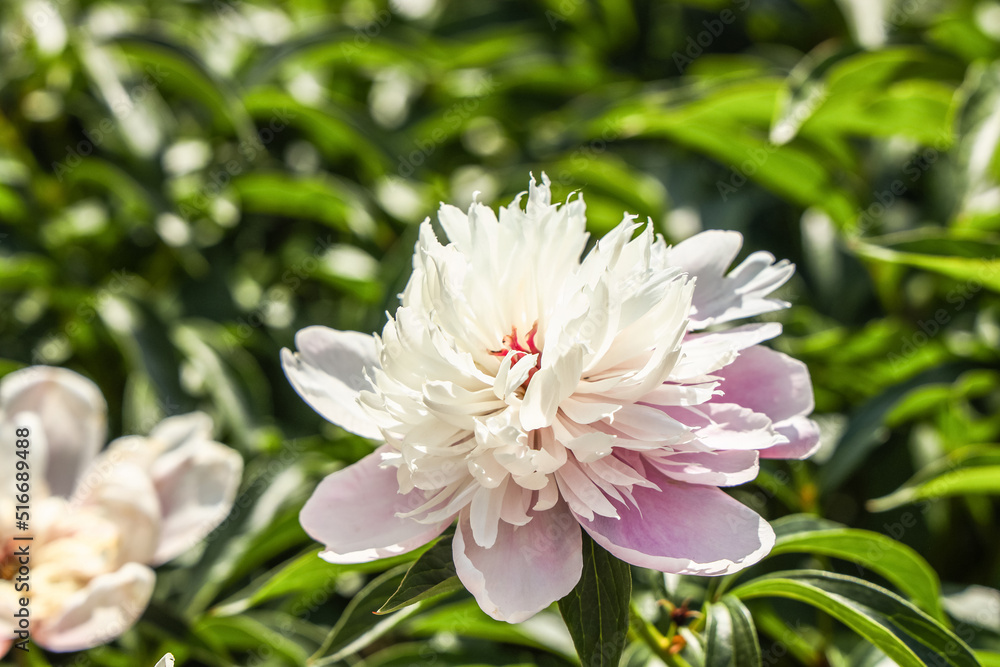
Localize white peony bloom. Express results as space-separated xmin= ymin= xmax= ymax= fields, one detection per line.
xmin=0 ymin=367 xmax=243 ymax=654
xmin=284 ymin=174 xmax=818 ymax=622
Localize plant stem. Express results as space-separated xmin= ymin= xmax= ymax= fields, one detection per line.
xmin=628 ymin=601 xmax=693 ymax=667
xmin=307 ymin=626 xmax=338 ymax=665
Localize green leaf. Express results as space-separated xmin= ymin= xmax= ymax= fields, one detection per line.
xmin=377 ymin=534 xmax=463 ymax=614
xmin=704 ymin=595 xmax=762 ymax=667
xmin=0 ymin=254 xmax=55 ymax=289
xmin=557 ymin=534 xmax=631 ymax=667
xmin=733 ymin=571 xmax=977 ymax=667
xmin=952 ymin=61 xmax=1000 ymax=228
xmin=868 ymin=463 xmax=1000 ymax=512
xmin=214 ymin=546 xmax=423 ymax=616
xmin=852 ymin=242 xmax=1000 ymax=294
xmin=112 ymin=34 xmax=257 ymax=143
xmin=818 ymin=362 xmax=979 ymax=492
xmin=241 ymin=87 xmax=390 ymax=180
xmin=193 ymin=612 xmax=309 ymax=665
xmin=231 ymin=171 xmax=374 ymax=236
xmin=977 ymin=651 xmax=1000 ymax=667
xmin=314 ymin=565 xmax=423 ymax=663
xmin=406 ymin=600 xmax=578 ymax=659
xmin=768 ymin=515 xmax=945 ymax=621
xmin=770 ymin=43 xmax=861 ymax=145
xmin=597 ymin=79 xmax=860 ymax=227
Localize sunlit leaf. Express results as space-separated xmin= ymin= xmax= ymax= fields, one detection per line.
xmin=768 ymin=515 xmax=946 ymax=621
xmin=733 ymin=571 xmax=977 ymax=667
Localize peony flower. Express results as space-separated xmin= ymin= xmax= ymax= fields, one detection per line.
xmin=283 ymin=175 xmax=819 ymax=623
xmin=0 ymin=367 xmax=243 ymax=655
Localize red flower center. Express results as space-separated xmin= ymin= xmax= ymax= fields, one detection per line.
xmin=490 ymin=322 xmax=542 ymax=386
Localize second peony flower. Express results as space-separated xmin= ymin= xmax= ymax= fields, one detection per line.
xmin=282 ymin=174 xmax=820 ymax=623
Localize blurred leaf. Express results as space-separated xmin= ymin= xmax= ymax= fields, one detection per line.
xmin=953 ymin=61 xmax=1000 ymax=228
xmin=606 ymin=80 xmax=860 ymax=227
xmin=978 ymin=651 xmax=1000 ymax=666
xmin=232 ymin=172 xmax=374 ymax=236
xmin=314 ymin=565 xmax=426 ymax=664
xmin=733 ymin=571 xmax=977 ymax=667
xmin=214 ymin=546 xmax=421 ymax=616
xmin=704 ymin=595 xmax=762 ymax=667
xmin=241 ymin=87 xmax=389 ymax=180
xmin=557 ymin=534 xmax=631 ymax=667
xmin=771 ymin=43 xmax=861 ymax=145
xmin=112 ymin=34 xmax=257 ymax=142
xmin=377 ymin=534 xmax=463 ymax=614
xmin=194 ymin=612 xmax=309 ymax=665
xmin=868 ymin=445 xmax=1000 ymax=511
xmin=853 ymin=241 xmax=1000 ymax=293
xmin=0 ymin=255 xmax=55 ymax=289
xmin=746 ymin=601 xmax=822 ymax=666
xmin=818 ymin=362 xmax=979 ymax=492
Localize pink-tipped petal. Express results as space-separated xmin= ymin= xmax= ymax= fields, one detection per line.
xmin=763 ymin=416 xmax=821 ymax=460
xmin=713 ymin=346 xmax=813 ymax=422
xmin=712 ymin=345 xmax=819 ymax=459
xmin=281 ymin=327 xmax=382 ymax=439
xmin=0 ymin=366 xmax=107 ymax=498
xmin=301 ymin=446 xmax=451 ymax=563
xmin=453 ymin=504 xmax=582 ymax=623
xmin=576 ymin=468 xmax=774 ymax=576
xmin=34 ymin=563 xmax=155 ymax=653
xmin=648 ymin=449 xmax=760 ymax=487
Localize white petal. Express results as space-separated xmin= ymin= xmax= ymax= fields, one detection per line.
xmin=665 ymin=230 xmax=794 ymax=328
xmin=35 ymin=563 xmax=155 ymax=653
xmin=155 ymin=654 xmax=175 ymax=667
xmin=0 ymin=366 xmax=107 ymax=498
xmin=281 ymin=327 xmax=382 ymax=439
xmin=149 ymin=412 xmax=214 ymax=450
xmin=521 ymin=346 xmax=584 ymax=430
xmin=72 ymin=461 xmax=161 ymax=566
xmin=469 ymin=479 xmax=508 ymax=548
xmin=149 ymin=435 xmax=244 ymax=565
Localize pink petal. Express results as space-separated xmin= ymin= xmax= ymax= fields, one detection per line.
xmin=0 ymin=366 xmax=107 ymax=498
xmin=576 ymin=468 xmax=774 ymax=575
xmin=35 ymin=563 xmax=155 ymax=653
xmin=453 ymin=504 xmax=582 ymax=623
xmin=713 ymin=345 xmax=813 ymax=423
xmin=300 ymin=445 xmax=451 ymax=563
xmin=647 ymin=449 xmax=760 ymax=487
xmin=763 ymin=416 xmax=821 ymax=460
xmin=664 ymin=403 xmax=779 ymax=452
xmin=281 ymin=327 xmax=382 ymax=439
xmin=711 ymin=345 xmax=820 ymax=460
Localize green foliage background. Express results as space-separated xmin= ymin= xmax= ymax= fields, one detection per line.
xmin=1 ymin=0 xmax=999 ymax=664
